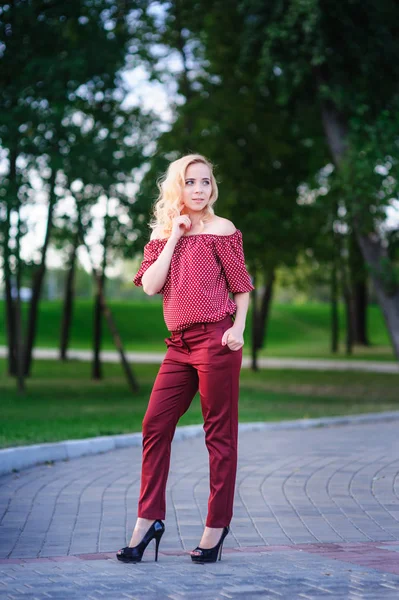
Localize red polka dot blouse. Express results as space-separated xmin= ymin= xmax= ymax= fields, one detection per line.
xmin=133 ymin=229 xmax=254 ymax=332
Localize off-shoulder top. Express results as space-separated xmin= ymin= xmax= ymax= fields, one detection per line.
xmin=133 ymin=229 xmax=254 ymax=332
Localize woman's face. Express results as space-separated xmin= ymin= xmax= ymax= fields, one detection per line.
xmin=181 ymin=162 xmax=212 ymax=213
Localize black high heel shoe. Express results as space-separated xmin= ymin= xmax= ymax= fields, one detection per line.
xmin=190 ymin=526 xmax=229 ymax=563
xmin=116 ymin=520 xmax=165 ymax=563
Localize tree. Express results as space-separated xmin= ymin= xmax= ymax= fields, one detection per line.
xmin=238 ymin=0 xmax=399 ymax=358
xmin=0 ymin=0 xmax=154 ymax=386
xmin=131 ymin=0 xmax=329 ymax=368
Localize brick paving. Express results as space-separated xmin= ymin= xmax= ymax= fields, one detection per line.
xmin=1 ymin=421 xmax=399 ymax=598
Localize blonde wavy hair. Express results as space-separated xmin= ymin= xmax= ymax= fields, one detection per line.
xmin=149 ymin=154 xmax=219 ymax=238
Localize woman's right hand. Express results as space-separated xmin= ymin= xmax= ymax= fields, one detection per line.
xmin=143 ymin=215 xmax=191 ymax=294
xmin=170 ymin=215 xmax=192 ymax=241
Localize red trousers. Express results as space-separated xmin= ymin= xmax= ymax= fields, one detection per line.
xmin=137 ymin=313 xmax=242 ymax=528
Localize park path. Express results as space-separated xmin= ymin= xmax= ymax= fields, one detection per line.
xmin=0 ymin=345 xmax=398 ymax=372
xmin=1 ymin=421 xmax=399 ymax=598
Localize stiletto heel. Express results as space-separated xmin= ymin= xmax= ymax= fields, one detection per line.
xmin=155 ymin=535 xmax=161 ymax=562
xmin=190 ymin=526 xmax=229 ymax=563
xmin=116 ymin=520 xmax=165 ymax=563
xmin=218 ymin=542 xmax=223 ymax=561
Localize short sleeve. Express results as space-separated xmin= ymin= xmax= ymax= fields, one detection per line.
xmin=133 ymin=239 xmax=166 ymax=292
xmin=215 ymin=230 xmax=255 ymax=294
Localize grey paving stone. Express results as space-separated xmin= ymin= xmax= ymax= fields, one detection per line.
xmin=2 ymin=422 xmax=399 ymax=597
xmin=1 ymin=552 xmax=398 ymax=599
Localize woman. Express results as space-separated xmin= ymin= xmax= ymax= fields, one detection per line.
xmin=116 ymin=153 xmax=254 ymax=564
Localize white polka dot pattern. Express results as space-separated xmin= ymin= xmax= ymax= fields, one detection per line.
xmin=133 ymin=230 xmax=255 ymax=332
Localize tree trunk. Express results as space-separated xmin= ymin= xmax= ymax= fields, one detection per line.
xmin=4 ymin=149 xmax=17 ymax=375
xmin=319 ymin=100 xmax=348 ymax=166
xmin=353 ymin=279 xmax=369 ymax=345
xmin=339 ymin=244 xmax=355 ymax=356
xmin=250 ymin=269 xmax=275 ymax=370
xmin=92 ymin=207 xmax=109 ymax=381
xmin=59 ymin=236 xmax=78 ymax=361
xmin=15 ymin=209 xmax=25 ymax=393
xmin=15 ymin=279 xmax=25 ymax=394
xmin=4 ymin=204 xmax=17 ymax=375
xmin=89 ymin=266 xmax=138 ymax=391
xmin=319 ymin=100 xmax=399 ymax=360
xmin=330 ymin=255 xmax=339 ymax=354
xmin=4 ymin=274 xmax=16 ymax=375
xmin=92 ymin=285 xmax=103 ymax=380
xmin=251 ymin=272 xmax=259 ymax=371
xmin=254 ymin=269 xmax=275 ymax=350
xmin=99 ymin=289 xmax=139 ymax=393
xmin=349 ymin=230 xmax=369 ymax=345
xmin=78 ymin=214 xmax=139 ymax=392
xmin=355 ymin=230 xmax=399 ymax=359
xmin=23 ymin=168 xmax=57 ymax=376
xmin=342 ymin=279 xmax=353 ymax=356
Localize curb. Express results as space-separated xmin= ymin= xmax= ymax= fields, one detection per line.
xmin=1 ymin=411 xmax=399 ymax=477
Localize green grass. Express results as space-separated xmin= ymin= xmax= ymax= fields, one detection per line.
xmin=0 ymin=299 xmax=395 ymax=361
xmin=1 ymin=359 xmax=398 ymax=449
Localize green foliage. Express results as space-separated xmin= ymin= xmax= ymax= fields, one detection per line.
xmin=0 ymin=1 xmax=156 ymax=272
xmin=132 ymin=0 xmax=330 ymax=281
xmin=235 ymin=0 xmax=399 ymax=310
xmin=238 ymin=0 xmax=399 ymax=219
xmin=341 ymin=107 xmax=399 ymax=222
xmin=240 ymin=0 xmax=399 ymax=112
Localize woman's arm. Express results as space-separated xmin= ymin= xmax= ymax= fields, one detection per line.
xmin=141 ymin=237 xmax=178 ymax=295
xmin=232 ymin=292 xmax=250 ymax=332
xmin=221 ymin=292 xmax=250 ymax=350
xmin=141 ymin=215 xmax=192 ymax=295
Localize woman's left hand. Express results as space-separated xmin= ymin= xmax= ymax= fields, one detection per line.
xmin=221 ymin=326 xmax=244 ymax=351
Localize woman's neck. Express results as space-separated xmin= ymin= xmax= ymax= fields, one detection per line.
xmin=181 ymin=210 xmax=204 ymax=229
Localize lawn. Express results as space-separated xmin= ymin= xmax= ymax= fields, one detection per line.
xmin=1 ymin=358 xmax=398 ymax=449
xmin=0 ymin=299 xmax=394 ymax=361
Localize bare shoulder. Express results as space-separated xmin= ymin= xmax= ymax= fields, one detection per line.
xmin=210 ymin=217 xmax=237 ymax=236
xmin=150 ymin=226 xmax=167 ymax=241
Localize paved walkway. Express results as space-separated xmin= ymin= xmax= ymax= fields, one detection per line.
xmin=0 ymin=346 xmax=398 ymax=372
xmin=1 ymin=421 xmax=399 ymax=598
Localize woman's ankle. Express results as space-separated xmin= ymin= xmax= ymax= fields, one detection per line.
xmin=136 ymin=517 xmax=156 ymax=528
xmin=129 ymin=518 xmax=157 ymax=547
